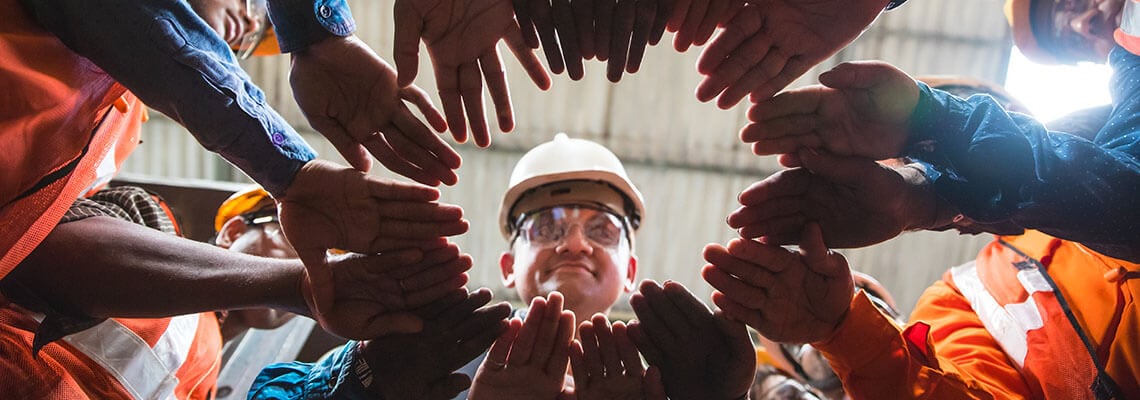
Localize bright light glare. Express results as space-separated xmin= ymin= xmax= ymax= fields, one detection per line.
xmin=1003 ymin=47 xmax=1113 ymax=122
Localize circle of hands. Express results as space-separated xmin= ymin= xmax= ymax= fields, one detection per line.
xmin=269 ymin=0 xmax=953 ymax=397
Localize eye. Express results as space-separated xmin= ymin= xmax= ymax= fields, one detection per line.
xmin=585 ymin=216 xmax=622 ymax=246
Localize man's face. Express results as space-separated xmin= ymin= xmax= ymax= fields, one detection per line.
xmin=500 ymin=206 xmax=637 ymax=318
xmin=218 ymin=213 xmax=298 ymax=259
xmin=1037 ymin=0 xmax=1125 ymax=62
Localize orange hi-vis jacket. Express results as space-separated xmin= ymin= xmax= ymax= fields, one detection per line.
xmin=816 ymin=230 xmax=1139 ymax=399
xmin=0 ymin=1 xmax=224 ymax=398
xmin=0 ymin=0 xmax=144 ymax=279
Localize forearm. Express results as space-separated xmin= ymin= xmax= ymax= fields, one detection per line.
xmin=5 ymin=217 xmax=308 ymax=319
xmin=21 ymin=0 xmax=315 ymax=196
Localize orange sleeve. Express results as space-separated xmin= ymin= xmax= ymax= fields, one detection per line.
xmin=813 ymin=285 xmax=1034 ymax=399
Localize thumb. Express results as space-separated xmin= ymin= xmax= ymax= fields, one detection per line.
xmin=299 ymin=248 xmax=336 ymax=317
xmin=644 ymin=365 xmax=667 ymax=400
xmin=799 ymin=222 xmax=848 ymax=278
xmin=796 ymin=149 xmax=877 ymax=186
xmin=818 ymin=61 xmax=904 ymax=90
xmin=393 ymin=0 xmax=424 ymax=87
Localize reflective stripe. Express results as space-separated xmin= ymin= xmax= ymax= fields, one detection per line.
xmin=63 ymin=314 xmax=200 ymax=400
xmin=1121 ymin=0 xmax=1140 ymax=36
xmin=951 ymin=261 xmax=1050 ymax=367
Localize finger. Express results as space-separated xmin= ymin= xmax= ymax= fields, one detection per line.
xmin=648 ymin=0 xmax=670 ymax=45
xmin=718 ymin=48 xmax=790 ymax=109
xmin=628 ymin=282 xmax=677 ymax=347
xmin=309 ymin=117 xmax=372 ymax=172
xmin=625 ymin=320 xmax=665 ymax=366
xmin=401 ymin=254 xmax=473 ymax=292
xmin=666 ymin=0 xmax=691 ymax=35
xmin=607 ymin=0 xmax=635 ymax=82
xmin=389 ymin=111 xmax=461 ymax=177
xmin=611 ymin=322 xmax=644 ymax=375
xmin=592 ymin=315 xmax=622 ymax=377
xmin=578 ymin=320 xmax=605 ymax=379
xmin=531 ymin=293 xmax=565 ymax=368
xmin=393 ymin=0 xmax=424 ymax=87
xmin=710 ymin=291 xmax=767 ymax=331
xmin=725 ymin=198 xmax=804 ymax=229
xmin=480 ymin=50 xmax=516 ymax=134
xmin=514 ymin=0 xmax=541 ymax=48
xmin=400 ymin=84 xmax=449 ymax=133
xmin=701 ymin=264 xmax=768 ymax=309
xmin=414 ymin=287 xmax=469 ymax=320
xmin=707 ymin=244 xmax=782 ymax=288
xmin=487 ymin=317 xmax=523 ymax=369
xmin=435 ymin=66 xmax=467 ymax=144
xmin=693 ymin=2 xmax=756 ymax=73
xmin=673 ymin=0 xmax=708 ymax=52
xmin=795 ymin=149 xmax=881 ymax=186
xmin=741 ymin=125 xmax=825 ymax=156
xmin=569 ymin=340 xmax=591 ymax=388
xmin=799 ymin=222 xmax=849 ymax=278
xmin=450 ymin=304 xmax=514 ymax=371
xmin=435 ymin=287 xmax=494 ymax=326
xmin=736 ymin=213 xmax=806 ymax=245
xmin=735 ymin=168 xmax=810 ymax=206
xmin=818 ymin=61 xmax=905 ymax=91
xmin=546 ymin=311 xmax=575 ymax=375
xmin=594 ymin=0 xmax=614 ymax=61
xmin=459 ymin=62 xmax=489 ymax=147
xmin=661 ymin=280 xmax=714 ymax=328
xmin=531 ymin=0 xmax=567 ymax=74
xmin=362 ymin=133 xmax=439 ymax=186
xmin=387 ymin=243 xmax=461 ymax=278
xmin=712 ymin=309 xmax=754 ymax=350
xmin=505 ymin=24 xmax=554 ymax=90
xmin=692 ymin=0 xmax=728 ymax=46
xmin=695 ymin=31 xmax=772 ymax=103
xmin=573 ymin=0 xmax=596 ymax=59
xmin=377 ymin=124 xmax=457 ymax=185
xmin=552 ymin=0 xmax=585 ymax=79
xmin=748 ymin=57 xmax=813 ymax=102
xmin=626 ymin=0 xmax=655 ymax=74
xmin=405 ymin=273 xmax=470 ymax=308
xmin=640 ymin=278 xmax=690 ymax=334
xmin=644 ymin=365 xmax=667 ymax=400
xmin=509 ymin=296 xmax=547 ymax=365
xmin=725 ymin=237 xmax=795 ymax=273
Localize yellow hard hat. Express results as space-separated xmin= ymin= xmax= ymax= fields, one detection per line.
xmin=1005 ymin=0 xmax=1062 ymax=64
xmin=215 ymin=186 xmax=275 ymax=232
xmin=498 ymin=133 xmax=646 ymax=240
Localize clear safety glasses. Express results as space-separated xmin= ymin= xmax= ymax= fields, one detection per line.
xmin=240 ymin=206 xmax=282 ymax=238
xmin=512 ymin=205 xmax=630 ymax=251
xmin=234 ymin=0 xmax=270 ymax=59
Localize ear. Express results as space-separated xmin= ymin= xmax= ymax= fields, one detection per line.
xmin=623 ymin=255 xmax=638 ymax=293
xmin=499 ymin=251 xmax=517 ymax=288
xmin=215 ymin=217 xmax=248 ymax=249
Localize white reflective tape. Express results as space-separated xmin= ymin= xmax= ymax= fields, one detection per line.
xmin=1017 ymin=268 xmax=1053 ymax=294
xmin=1122 ymin=0 xmax=1140 ymax=37
xmin=950 ymin=261 xmax=1046 ymax=368
xmin=64 ymin=314 xmax=200 ymax=400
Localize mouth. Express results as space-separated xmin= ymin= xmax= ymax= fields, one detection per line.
xmin=549 ymin=262 xmax=595 ymax=276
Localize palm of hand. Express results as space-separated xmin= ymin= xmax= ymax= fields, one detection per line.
xmin=810 ymin=87 xmax=912 ymax=160
xmin=470 ymin=364 xmax=564 ymax=400
xmin=412 ymin=0 xmax=517 ymax=67
xmin=291 ymin=38 xmax=403 ymax=144
xmin=759 ymin=254 xmax=853 ymax=343
xmin=800 ymin=164 xmax=912 ymax=248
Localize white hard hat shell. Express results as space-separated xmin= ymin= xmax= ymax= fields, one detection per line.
xmin=498 ymin=133 xmax=646 ymax=239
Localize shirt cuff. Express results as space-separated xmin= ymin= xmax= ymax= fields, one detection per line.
xmin=267 ymin=0 xmax=356 ymax=53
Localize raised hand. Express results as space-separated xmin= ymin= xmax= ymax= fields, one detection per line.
xmin=569 ymin=314 xmax=664 ymax=399
xmin=469 ymin=292 xmax=576 ymax=400
xmin=727 ymin=151 xmax=940 ymax=248
xmin=278 ymin=160 xmax=469 ymax=320
xmin=739 ymin=61 xmax=919 ymax=159
xmin=627 ymin=280 xmax=754 ymax=400
xmin=363 ymin=288 xmax=512 ymax=399
xmin=290 ymin=36 xmax=459 ymax=186
xmin=304 ymin=243 xmax=473 ymax=339
xmin=702 ymin=223 xmax=854 ymax=343
xmin=696 ymin=0 xmax=891 ymax=108
xmin=394 ymin=0 xmax=552 ymax=147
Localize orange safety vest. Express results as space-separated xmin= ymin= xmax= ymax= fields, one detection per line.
xmin=0 ymin=0 xmax=144 ymax=278
xmin=948 ymin=231 xmax=1139 ymax=399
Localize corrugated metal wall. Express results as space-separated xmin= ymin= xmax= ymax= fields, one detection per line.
xmin=121 ymin=0 xmax=1012 ymax=316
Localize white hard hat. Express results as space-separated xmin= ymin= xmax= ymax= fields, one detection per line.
xmin=498 ymin=133 xmax=646 ymax=240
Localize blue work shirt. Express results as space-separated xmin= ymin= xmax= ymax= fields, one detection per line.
xmin=18 ymin=0 xmax=356 ymax=196
xmin=907 ymin=46 xmax=1140 ymax=262
xmin=249 ymin=343 xmax=375 ymax=399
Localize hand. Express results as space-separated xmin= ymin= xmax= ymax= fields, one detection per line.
xmin=303 ymin=243 xmax=473 ymax=339
xmin=188 ymin=0 xmax=257 ymax=46
xmin=291 ymin=36 xmax=459 ymax=186
xmin=279 ymin=160 xmax=469 ymax=317
xmin=702 ymin=223 xmax=854 ymax=343
xmin=569 ymin=314 xmax=666 ymax=399
xmin=395 ymin=0 xmax=552 ymax=147
xmin=469 ymin=292 xmax=576 ymax=400
xmin=739 ymin=61 xmax=919 ymax=159
xmin=695 ymin=0 xmax=891 ymax=108
xmin=666 ymin=0 xmax=740 ymax=52
xmin=627 ymin=280 xmax=754 ymax=400
xmin=727 ymin=151 xmax=939 ymax=248
xmin=364 ymin=288 xmax=512 ymax=400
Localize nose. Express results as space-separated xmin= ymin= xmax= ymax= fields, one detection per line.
xmin=1069 ymin=9 xmax=1100 ymax=39
xmin=555 ymin=225 xmax=594 ymax=256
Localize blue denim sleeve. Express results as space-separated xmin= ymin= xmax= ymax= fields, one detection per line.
xmin=905 ymin=46 xmax=1140 ymax=261
xmin=248 ymin=342 xmax=375 ymax=399
xmin=266 ymin=0 xmax=356 ymax=53
xmin=21 ymin=0 xmax=317 ymax=197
